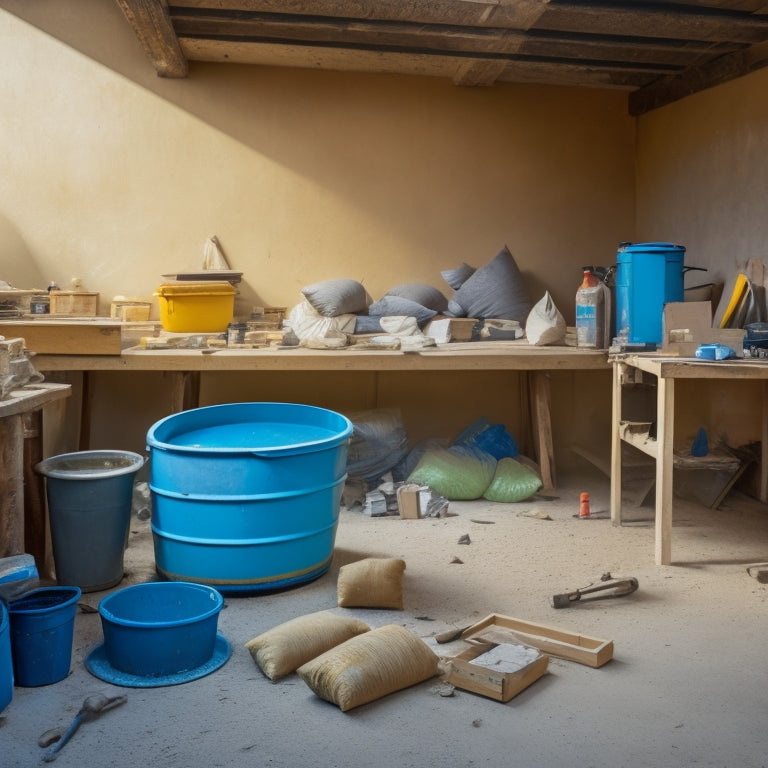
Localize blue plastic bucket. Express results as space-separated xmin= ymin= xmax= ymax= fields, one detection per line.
xmin=8 ymin=586 xmax=81 ymax=687
xmin=615 ymin=242 xmax=686 ymax=344
xmin=36 ymin=451 xmax=146 ymax=592
xmin=146 ymin=402 xmax=353 ymax=594
xmin=0 ymin=603 xmax=12 ymax=711
xmin=98 ymin=582 xmax=223 ymax=677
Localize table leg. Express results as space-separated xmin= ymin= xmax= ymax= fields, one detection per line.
xmin=167 ymin=371 xmax=201 ymax=413
xmin=528 ymin=371 xmax=555 ymax=491
xmin=610 ymin=361 xmax=624 ymax=525
xmin=0 ymin=413 xmax=24 ymax=557
xmin=760 ymin=381 xmax=768 ymax=503
xmin=655 ymin=375 xmax=675 ymax=565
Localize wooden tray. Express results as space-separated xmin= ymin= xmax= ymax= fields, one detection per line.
xmin=461 ymin=614 xmax=613 ymax=668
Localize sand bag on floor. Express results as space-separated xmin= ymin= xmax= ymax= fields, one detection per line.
xmin=245 ymin=610 xmax=371 ymax=680
xmin=337 ymin=557 xmax=406 ymax=609
xmin=297 ymin=624 xmax=439 ymax=711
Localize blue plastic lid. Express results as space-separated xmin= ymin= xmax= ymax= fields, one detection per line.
xmin=618 ymin=241 xmax=686 ymax=253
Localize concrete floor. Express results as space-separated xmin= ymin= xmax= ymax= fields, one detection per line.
xmin=2 ymin=467 xmax=768 ymax=768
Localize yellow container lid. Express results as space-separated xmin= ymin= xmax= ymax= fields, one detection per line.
xmin=154 ymin=281 xmax=236 ymax=297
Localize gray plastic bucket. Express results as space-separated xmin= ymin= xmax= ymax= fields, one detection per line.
xmin=35 ymin=451 xmax=146 ymax=593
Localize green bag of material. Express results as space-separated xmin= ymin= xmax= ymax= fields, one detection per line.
xmin=483 ymin=457 xmax=542 ymax=503
xmin=407 ymin=445 xmax=496 ymax=500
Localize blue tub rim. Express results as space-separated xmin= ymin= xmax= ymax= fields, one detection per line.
xmin=146 ymin=402 xmax=353 ymax=456
xmin=8 ymin=586 xmax=82 ymax=615
xmin=98 ymin=581 xmax=224 ymax=629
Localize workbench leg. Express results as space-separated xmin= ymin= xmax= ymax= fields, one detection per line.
xmin=760 ymin=381 xmax=768 ymax=504
xmin=167 ymin=371 xmax=201 ymax=413
xmin=23 ymin=410 xmax=50 ymax=578
xmin=610 ymin=362 xmax=624 ymax=525
xmin=655 ymin=376 xmax=675 ymax=566
xmin=0 ymin=413 xmax=24 ymax=557
xmin=528 ymin=371 xmax=555 ymax=491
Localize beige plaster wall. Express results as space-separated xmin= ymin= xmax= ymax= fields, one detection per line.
xmin=636 ymin=67 xmax=768 ymax=285
xmin=1 ymin=3 xmax=632 ymax=466
xmin=635 ymin=68 xmax=768 ymax=454
xmin=0 ymin=3 xmax=633 ymax=320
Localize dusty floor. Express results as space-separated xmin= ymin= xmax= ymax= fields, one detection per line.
xmin=2 ymin=466 xmax=768 ymax=768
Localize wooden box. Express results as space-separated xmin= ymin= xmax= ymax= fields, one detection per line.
xmin=50 ymin=291 xmax=99 ymax=317
xmin=461 ymin=614 xmax=613 ymax=668
xmin=396 ymin=483 xmax=423 ymax=519
xmin=446 ymin=641 xmax=549 ymax=702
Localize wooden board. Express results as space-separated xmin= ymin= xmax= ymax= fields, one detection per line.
xmin=0 ymin=321 xmax=122 ymax=356
xmin=461 ymin=614 xmax=613 ymax=668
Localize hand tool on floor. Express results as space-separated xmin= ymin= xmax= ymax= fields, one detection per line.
xmin=551 ymin=572 xmax=638 ymax=609
xmin=41 ymin=693 xmax=127 ymax=762
xmin=746 ymin=563 xmax=768 ymax=583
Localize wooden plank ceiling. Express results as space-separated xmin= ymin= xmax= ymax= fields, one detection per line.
xmin=115 ymin=0 xmax=768 ymax=114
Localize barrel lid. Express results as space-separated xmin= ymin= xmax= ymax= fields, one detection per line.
xmin=155 ymin=281 xmax=236 ymax=297
xmin=618 ymin=241 xmax=686 ymax=253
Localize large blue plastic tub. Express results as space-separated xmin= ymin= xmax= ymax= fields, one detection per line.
xmin=615 ymin=242 xmax=686 ymax=344
xmin=146 ymin=402 xmax=353 ymax=594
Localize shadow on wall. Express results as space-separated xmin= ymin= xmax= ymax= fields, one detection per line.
xmin=0 ymin=212 xmax=45 ymax=288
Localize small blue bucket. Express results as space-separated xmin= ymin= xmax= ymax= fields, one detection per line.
xmin=1 ymin=603 xmax=12 ymax=711
xmin=8 ymin=586 xmax=81 ymax=687
xmin=147 ymin=402 xmax=353 ymax=594
xmin=98 ymin=582 xmax=223 ymax=677
xmin=615 ymin=242 xmax=686 ymax=344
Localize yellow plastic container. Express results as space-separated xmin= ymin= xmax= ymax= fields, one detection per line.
xmin=154 ymin=282 xmax=236 ymax=332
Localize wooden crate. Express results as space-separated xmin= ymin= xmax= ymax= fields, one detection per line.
xmin=461 ymin=614 xmax=613 ymax=668
xmin=446 ymin=642 xmax=549 ymax=702
xmin=49 ymin=291 xmax=99 ymax=316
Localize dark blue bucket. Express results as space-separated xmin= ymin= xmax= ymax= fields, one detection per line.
xmin=0 ymin=603 xmax=12 ymax=710
xmin=8 ymin=586 xmax=81 ymax=687
xmin=146 ymin=402 xmax=353 ymax=594
xmin=615 ymin=242 xmax=686 ymax=344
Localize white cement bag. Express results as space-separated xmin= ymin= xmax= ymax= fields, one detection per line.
xmin=525 ymin=292 xmax=566 ymax=346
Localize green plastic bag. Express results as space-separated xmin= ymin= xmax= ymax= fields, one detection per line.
xmin=407 ymin=445 xmax=496 ymax=500
xmin=483 ymin=457 xmax=542 ymax=503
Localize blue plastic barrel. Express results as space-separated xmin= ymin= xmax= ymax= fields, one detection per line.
xmin=615 ymin=242 xmax=686 ymax=344
xmin=146 ymin=402 xmax=353 ymax=594
xmin=0 ymin=603 xmax=12 ymax=711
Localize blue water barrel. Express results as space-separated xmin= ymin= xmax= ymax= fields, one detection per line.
xmin=615 ymin=242 xmax=686 ymax=344
xmin=146 ymin=402 xmax=353 ymax=595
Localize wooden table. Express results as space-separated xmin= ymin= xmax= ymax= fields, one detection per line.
xmin=0 ymin=382 xmax=71 ymax=570
xmin=34 ymin=342 xmax=609 ymax=491
xmin=610 ymin=354 xmax=768 ymax=565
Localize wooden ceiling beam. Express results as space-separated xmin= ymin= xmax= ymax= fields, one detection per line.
xmin=629 ymin=36 xmax=768 ymax=114
xmin=116 ymin=0 xmax=189 ymax=77
xmin=537 ymin=1 xmax=768 ymax=44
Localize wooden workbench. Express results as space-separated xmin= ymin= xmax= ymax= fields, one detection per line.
xmin=33 ymin=341 xmax=609 ymax=491
xmin=0 ymin=382 xmax=71 ymax=569
xmin=610 ymin=354 xmax=768 ymax=565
